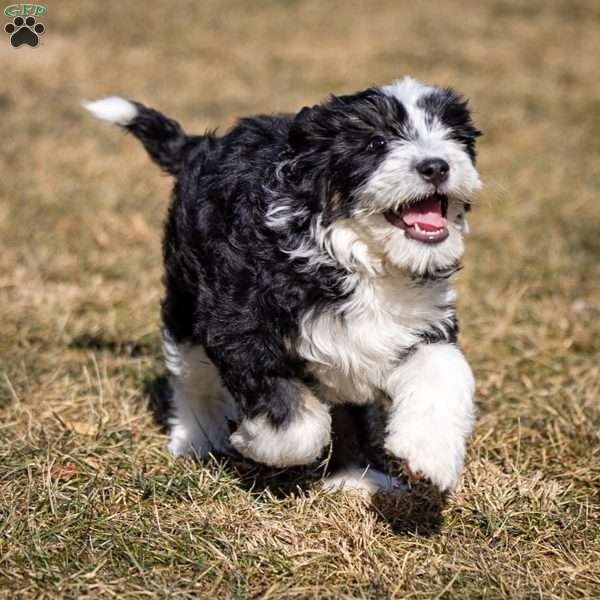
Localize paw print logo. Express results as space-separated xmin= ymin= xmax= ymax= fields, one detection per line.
xmin=4 ymin=15 xmax=45 ymax=47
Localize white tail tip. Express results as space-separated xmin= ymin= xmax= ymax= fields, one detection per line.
xmin=82 ymin=96 xmax=138 ymax=126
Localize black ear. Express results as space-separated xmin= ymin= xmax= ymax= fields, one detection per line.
xmin=288 ymin=104 xmax=321 ymax=151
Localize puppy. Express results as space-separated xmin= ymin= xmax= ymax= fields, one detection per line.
xmin=84 ymin=77 xmax=482 ymax=493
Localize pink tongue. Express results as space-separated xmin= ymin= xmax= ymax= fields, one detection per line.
xmin=402 ymin=197 xmax=447 ymax=231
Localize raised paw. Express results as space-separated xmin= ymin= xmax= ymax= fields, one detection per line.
xmin=384 ymin=343 xmax=476 ymax=492
xmin=385 ymin=424 xmax=467 ymax=491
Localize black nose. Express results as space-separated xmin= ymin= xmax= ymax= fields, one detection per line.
xmin=416 ymin=158 xmax=450 ymax=186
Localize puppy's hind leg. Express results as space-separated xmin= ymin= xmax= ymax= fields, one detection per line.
xmin=162 ymin=331 xmax=238 ymax=458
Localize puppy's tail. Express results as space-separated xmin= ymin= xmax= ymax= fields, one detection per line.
xmin=82 ymin=97 xmax=187 ymax=176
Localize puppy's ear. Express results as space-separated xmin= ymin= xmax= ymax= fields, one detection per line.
xmin=288 ymin=104 xmax=322 ymax=151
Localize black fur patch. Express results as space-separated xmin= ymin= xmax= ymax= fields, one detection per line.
xmin=287 ymin=89 xmax=410 ymax=224
xmin=127 ymin=102 xmax=189 ymax=175
xmin=418 ymin=89 xmax=482 ymax=162
xmin=420 ymin=314 xmax=459 ymax=345
xmin=158 ymin=111 xmax=352 ymax=425
xmin=117 ymin=84 xmax=478 ymax=433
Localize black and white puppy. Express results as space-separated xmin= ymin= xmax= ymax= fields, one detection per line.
xmin=84 ymin=77 xmax=482 ymax=493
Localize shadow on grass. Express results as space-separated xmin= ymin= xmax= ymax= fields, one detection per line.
xmin=70 ymin=333 xmax=156 ymax=358
xmin=226 ymin=459 xmax=325 ymax=498
xmin=145 ymin=371 xmax=445 ymax=536
xmin=144 ymin=373 xmax=172 ymax=430
xmin=227 ymin=460 xmax=445 ymax=536
xmin=370 ymin=483 xmax=446 ymax=536
xmin=235 ymin=462 xmax=445 ymax=536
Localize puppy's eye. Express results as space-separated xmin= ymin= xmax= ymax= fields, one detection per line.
xmin=367 ymin=136 xmax=387 ymax=152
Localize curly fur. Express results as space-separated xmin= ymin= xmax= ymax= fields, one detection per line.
xmin=84 ymin=76 xmax=482 ymax=492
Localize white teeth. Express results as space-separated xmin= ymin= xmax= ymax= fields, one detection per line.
xmin=414 ymin=223 xmax=423 ymax=232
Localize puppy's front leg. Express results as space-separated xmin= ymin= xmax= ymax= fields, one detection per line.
xmin=384 ymin=343 xmax=475 ymax=491
xmin=230 ymin=377 xmax=331 ymax=467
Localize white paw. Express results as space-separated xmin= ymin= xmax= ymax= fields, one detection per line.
xmin=384 ymin=343 xmax=476 ymax=491
xmin=385 ymin=422 xmax=466 ymax=491
xmin=322 ymin=467 xmax=405 ymax=496
xmin=230 ymin=399 xmax=331 ymax=467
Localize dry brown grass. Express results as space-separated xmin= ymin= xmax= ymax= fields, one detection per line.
xmin=1 ymin=0 xmax=599 ymax=597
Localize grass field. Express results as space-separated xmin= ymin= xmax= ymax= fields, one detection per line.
xmin=1 ymin=0 xmax=599 ymax=597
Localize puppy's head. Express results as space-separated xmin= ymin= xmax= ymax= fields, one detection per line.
xmin=286 ymin=77 xmax=482 ymax=275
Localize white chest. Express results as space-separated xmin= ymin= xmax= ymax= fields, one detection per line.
xmin=296 ymin=275 xmax=456 ymax=404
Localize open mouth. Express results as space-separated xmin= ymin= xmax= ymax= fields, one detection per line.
xmin=384 ymin=193 xmax=449 ymax=244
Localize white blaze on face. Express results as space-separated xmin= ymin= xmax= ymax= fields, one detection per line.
xmin=359 ymin=77 xmax=482 ymax=212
